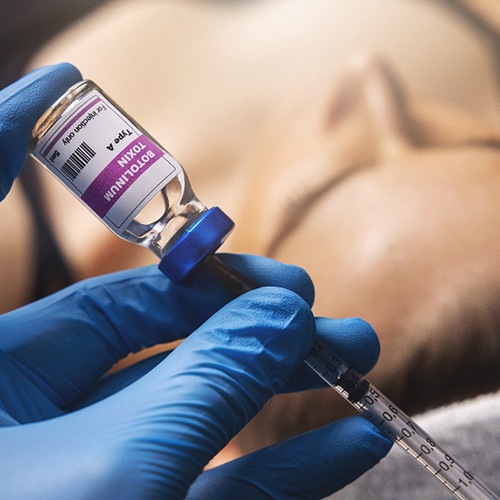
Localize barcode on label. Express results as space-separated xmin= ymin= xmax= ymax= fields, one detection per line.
xmin=61 ymin=142 xmax=96 ymax=181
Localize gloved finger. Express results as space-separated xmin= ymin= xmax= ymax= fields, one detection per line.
xmin=0 ymin=63 xmax=81 ymax=200
xmin=215 ymin=253 xmax=314 ymax=306
xmin=279 ymin=317 xmax=380 ymax=392
xmin=74 ymin=316 xmax=378 ymax=408
xmin=187 ymin=416 xmax=392 ymax=500
xmin=72 ymin=287 xmax=316 ymax=498
xmin=0 ymin=254 xmax=313 ymax=410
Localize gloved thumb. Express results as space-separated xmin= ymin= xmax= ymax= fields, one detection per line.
xmin=103 ymin=287 xmax=315 ymax=497
xmin=0 ymin=63 xmax=81 ymax=200
xmin=42 ymin=286 xmax=314 ymax=499
xmin=0 ymin=287 xmax=316 ymax=499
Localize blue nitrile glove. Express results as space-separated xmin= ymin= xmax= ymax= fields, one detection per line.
xmin=0 ymin=65 xmax=392 ymax=498
xmin=0 ymin=259 xmax=390 ymax=499
xmin=0 ymin=259 xmax=391 ymax=499
xmin=0 ymin=63 xmax=82 ymax=200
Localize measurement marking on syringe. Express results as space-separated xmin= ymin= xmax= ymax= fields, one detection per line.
xmin=269 ymin=326 xmax=499 ymax=499
xmin=303 ymin=340 xmax=499 ymax=499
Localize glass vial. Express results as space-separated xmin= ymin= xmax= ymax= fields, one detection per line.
xmin=29 ymin=80 xmax=234 ymax=282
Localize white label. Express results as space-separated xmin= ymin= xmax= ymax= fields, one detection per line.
xmin=34 ymin=89 xmax=182 ymax=234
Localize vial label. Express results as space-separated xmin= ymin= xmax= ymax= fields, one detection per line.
xmin=33 ymin=89 xmax=182 ymax=233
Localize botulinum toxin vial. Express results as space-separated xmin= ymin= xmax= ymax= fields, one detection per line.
xmin=29 ymin=79 xmax=234 ymax=282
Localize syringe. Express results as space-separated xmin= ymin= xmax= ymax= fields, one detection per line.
xmin=206 ymin=255 xmax=499 ymax=500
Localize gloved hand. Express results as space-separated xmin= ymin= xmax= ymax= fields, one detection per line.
xmin=0 ymin=63 xmax=82 ymax=201
xmin=0 ymin=65 xmax=392 ymax=499
xmin=0 ymin=257 xmax=391 ymax=499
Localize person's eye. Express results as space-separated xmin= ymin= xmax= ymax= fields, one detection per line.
xmin=266 ymin=161 xmax=372 ymax=256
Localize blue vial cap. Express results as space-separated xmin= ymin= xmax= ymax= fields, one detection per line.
xmin=158 ymin=207 xmax=234 ymax=283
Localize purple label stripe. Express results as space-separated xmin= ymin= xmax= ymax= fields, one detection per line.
xmin=41 ymin=96 xmax=102 ymax=158
xmin=81 ymin=134 xmax=166 ymax=218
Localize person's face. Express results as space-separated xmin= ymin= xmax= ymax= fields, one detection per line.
xmin=231 ymin=56 xmax=500 ymax=387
